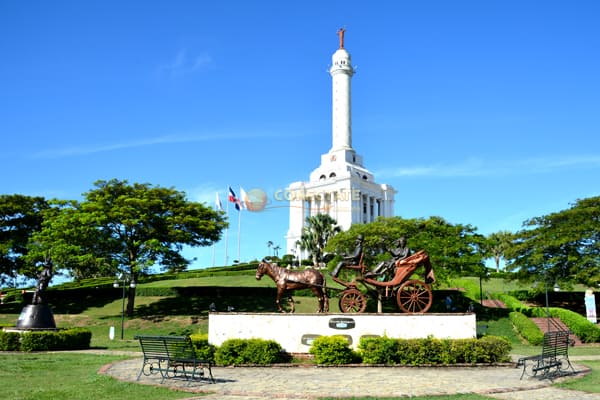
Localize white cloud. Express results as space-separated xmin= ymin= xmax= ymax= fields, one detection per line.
xmin=186 ymin=183 xmax=224 ymax=205
xmin=30 ymin=130 xmax=286 ymax=159
xmin=31 ymin=134 xmax=217 ymax=158
xmin=157 ymin=49 xmax=213 ymax=78
xmin=376 ymin=155 xmax=600 ymax=178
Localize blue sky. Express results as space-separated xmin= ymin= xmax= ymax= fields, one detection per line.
xmin=2 ymin=1 xmax=599 ymax=272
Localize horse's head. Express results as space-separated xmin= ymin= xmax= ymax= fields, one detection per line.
xmin=256 ymin=260 xmax=269 ymax=280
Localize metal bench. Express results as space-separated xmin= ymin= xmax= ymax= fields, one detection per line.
xmin=135 ymin=335 xmax=214 ymax=384
xmin=516 ymin=330 xmax=575 ymax=379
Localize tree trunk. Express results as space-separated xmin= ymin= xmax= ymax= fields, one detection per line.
xmin=126 ymin=271 xmax=137 ymax=317
xmin=126 ymin=286 xmax=135 ymax=317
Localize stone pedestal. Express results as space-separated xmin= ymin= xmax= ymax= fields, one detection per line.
xmin=209 ymin=312 xmax=476 ymax=353
xmin=16 ymin=304 xmax=56 ymax=329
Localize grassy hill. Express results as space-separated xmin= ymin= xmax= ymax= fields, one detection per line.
xmin=0 ymin=269 xmax=596 ymax=353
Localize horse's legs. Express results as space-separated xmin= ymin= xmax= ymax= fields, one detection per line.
xmin=288 ymin=296 xmax=295 ymax=313
xmin=311 ymin=287 xmax=326 ymax=313
xmin=276 ymin=288 xmax=286 ymax=313
xmin=322 ymin=288 xmax=330 ymax=312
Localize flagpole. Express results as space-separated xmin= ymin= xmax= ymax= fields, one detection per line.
xmin=237 ymin=206 xmax=242 ymax=263
xmin=211 ymin=242 xmax=216 ymax=267
xmin=224 ymin=197 xmax=230 ymax=266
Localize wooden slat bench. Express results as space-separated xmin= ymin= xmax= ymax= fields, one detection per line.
xmin=516 ymin=330 xmax=575 ymax=380
xmin=135 ymin=335 xmax=214 ymax=384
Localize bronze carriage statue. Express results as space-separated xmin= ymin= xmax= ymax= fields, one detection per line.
xmin=256 ymin=248 xmax=435 ymax=314
xmin=332 ymin=249 xmax=436 ymax=314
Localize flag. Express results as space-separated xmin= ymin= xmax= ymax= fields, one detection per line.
xmin=239 ymin=187 xmax=248 ymax=210
xmin=215 ymin=192 xmax=223 ymax=211
xmin=228 ymin=187 xmax=240 ymax=211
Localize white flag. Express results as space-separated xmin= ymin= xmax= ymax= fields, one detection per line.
xmin=240 ymin=187 xmax=249 ymax=210
xmin=215 ymin=192 xmax=223 ymax=211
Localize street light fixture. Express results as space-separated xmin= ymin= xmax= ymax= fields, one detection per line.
xmin=113 ymin=275 xmax=136 ymax=340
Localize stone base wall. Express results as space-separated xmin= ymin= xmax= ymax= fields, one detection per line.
xmin=209 ymin=312 xmax=476 ymax=353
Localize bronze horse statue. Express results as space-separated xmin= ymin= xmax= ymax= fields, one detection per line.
xmin=256 ymin=260 xmax=329 ymax=313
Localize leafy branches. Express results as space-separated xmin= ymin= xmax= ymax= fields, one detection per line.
xmin=507 ymin=196 xmax=600 ymax=286
xmin=26 ymin=179 xmax=228 ymax=315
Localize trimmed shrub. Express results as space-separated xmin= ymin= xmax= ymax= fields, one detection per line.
xmin=473 ymin=336 xmax=512 ymax=363
xmin=243 ymin=338 xmax=284 ymax=364
xmin=0 ymin=331 xmax=21 ymax=351
xmin=359 ymin=336 xmax=511 ymax=365
xmin=214 ymin=338 xmax=284 ymax=365
xmin=499 ymin=292 xmax=600 ymax=343
xmin=190 ymin=333 xmax=216 ymax=363
xmin=0 ymin=328 xmax=92 ymax=352
xmin=359 ymin=336 xmax=399 ymax=364
xmin=57 ymin=328 xmax=93 ymax=350
xmin=309 ymin=335 xmax=360 ymax=365
xmin=509 ymin=311 xmax=543 ymax=345
xmin=530 ymin=306 xmax=600 ymax=343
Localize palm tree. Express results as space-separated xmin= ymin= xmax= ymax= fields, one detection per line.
xmin=484 ymin=231 xmax=513 ymax=272
xmin=266 ymin=240 xmax=273 ymax=256
xmin=273 ymin=245 xmax=281 ymax=257
xmin=298 ymin=214 xmax=341 ymax=267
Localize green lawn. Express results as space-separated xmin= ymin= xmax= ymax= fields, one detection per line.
xmin=556 ymin=360 xmax=600 ymax=392
xmin=0 ymin=353 xmax=193 ymax=400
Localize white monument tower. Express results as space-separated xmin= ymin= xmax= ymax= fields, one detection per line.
xmin=286 ymin=29 xmax=396 ymax=256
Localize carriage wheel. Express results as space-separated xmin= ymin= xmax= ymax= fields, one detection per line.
xmin=396 ymin=279 xmax=432 ymax=313
xmin=339 ymin=289 xmax=368 ymax=313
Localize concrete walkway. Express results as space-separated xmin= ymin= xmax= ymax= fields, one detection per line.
xmin=98 ymin=353 xmax=600 ymax=400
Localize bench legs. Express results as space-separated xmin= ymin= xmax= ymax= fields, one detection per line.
xmin=137 ymin=358 xmax=169 ymax=381
xmin=137 ymin=358 xmax=214 ymax=385
xmin=169 ymin=361 xmax=215 ymax=384
xmin=517 ymin=356 xmax=575 ymax=380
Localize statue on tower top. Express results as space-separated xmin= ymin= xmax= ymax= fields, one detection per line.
xmin=337 ymin=28 xmax=345 ymax=49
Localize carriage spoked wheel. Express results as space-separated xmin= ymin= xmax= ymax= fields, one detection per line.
xmin=396 ymin=279 xmax=432 ymax=313
xmin=339 ymin=288 xmax=368 ymax=313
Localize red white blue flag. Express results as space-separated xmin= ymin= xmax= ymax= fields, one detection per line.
xmin=228 ymin=187 xmax=240 ymax=211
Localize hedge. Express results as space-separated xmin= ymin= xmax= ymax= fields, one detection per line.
xmin=0 ymin=328 xmax=92 ymax=351
xmin=214 ymin=338 xmax=285 ymax=365
xmin=309 ymin=335 xmax=360 ymax=365
xmin=190 ymin=333 xmax=216 ymax=363
xmin=357 ymin=335 xmax=511 ymax=365
xmin=509 ymin=311 xmax=543 ymax=345
xmin=496 ymin=293 xmax=600 ymax=343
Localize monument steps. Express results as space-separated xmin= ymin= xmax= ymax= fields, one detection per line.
xmin=530 ymin=317 xmax=583 ymax=346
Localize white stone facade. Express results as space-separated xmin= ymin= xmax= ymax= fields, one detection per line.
xmin=209 ymin=313 xmax=476 ymax=353
xmin=286 ymin=33 xmax=395 ymax=257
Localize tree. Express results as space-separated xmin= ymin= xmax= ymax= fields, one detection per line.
xmin=325 ymin=216 xmax=485 ymax=282
xmin=482 ymin=231 xmax=514 ymax=272
xmin=298 ymin=214 xmax=341 ymax=267
xmin=0 ymin=195 xmax=49 ymax=286
xmin=27 ymin=179 xmax=227 ymax=315
xmin=266 ymin=240 xmax=273 ymax=256
xmin=507 ymin=196 xmax=600 ymax=287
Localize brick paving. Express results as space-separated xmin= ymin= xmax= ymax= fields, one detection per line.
xmin=98 ymin=353 xmax=600 ymax=400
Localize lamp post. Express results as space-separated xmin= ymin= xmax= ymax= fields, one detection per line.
xmin=544 ymin=277 xmax=559 ymax=332
xmin=479 ymin=270 xmax=489 ymax=304
xmin=113 ymin=275 xmax=136 ymax=340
